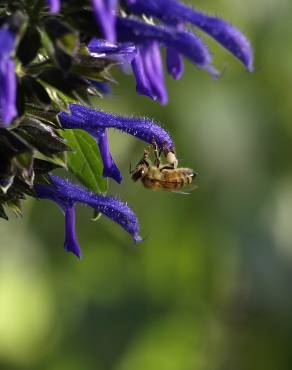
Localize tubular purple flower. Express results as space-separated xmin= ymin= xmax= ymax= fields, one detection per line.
xmin=88 ymin=38 xmax=168 ymax=103
xmin=64 ymin=206 xmax=81 ymax=258
xmin=131 ymin=49 xmax=154 ymax=99
xmin=140 ymin=42 xmax=168 ymax=105
xmin=59 ymin=104 xmax=174 ymax=182
xmin=165 ymin=21 xmax=185 ymax=80
xmin=0 ymin=28 xmax=17 ymax=127
xmin=47 ymin=0 xmax=61 ymax=13
xmin=35 ymin=175 xmax=142 ymax=257
xmin=96 ymin=128 xmax=123 ymax=183
xmin=166 ymin=47 xmax=184 ymax=80
xmin=124 ymin=0 xmax=254 ymax=71
xmin=116 ymin=16 xmax=217 ymax=102
xmin=59 ymin=104 xmax=174 ymax=150
xmin=116 ymin=17 xmax=214 ymax=73
xmin=91 ymin=0 xmax=118 ymax=42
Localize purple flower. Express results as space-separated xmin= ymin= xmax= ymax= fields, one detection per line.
xmin=59 ymin=104 xmax=174 ymax=183
xmin=116 ymin=16 xmax=216 ymax=104
xmin=91 ymin=0 xmax=118 ymax=42
xmin=0 ymin=28 xmax=17 ymax=127
xmin=88 ymin=38 xmax=136 ymax=63
xmin=132 ymin=42 xmax=168 ymax=104
xmin=124 ymin=0 xmax=254 ymax=72
xmin=35 ymin=175 xmax=142 ymax=258
xmin=47 ymin=0 xmax=61 ymax=13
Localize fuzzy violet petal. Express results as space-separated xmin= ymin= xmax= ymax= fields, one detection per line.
xmin=35 ymin=176 xmax=142 ymax=256
xmin=0 ymin=28 xmax=17 ymax=126
xmin=124 ymin=0 xmax=253 ymax=71
xmin=59 ymin=104 xmax=174 ymax=151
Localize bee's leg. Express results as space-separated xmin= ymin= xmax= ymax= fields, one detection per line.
xmin=151 ymin=139 xmax=161 ymax=167
xmin=143 ymin=148 xmax=149 ymax=161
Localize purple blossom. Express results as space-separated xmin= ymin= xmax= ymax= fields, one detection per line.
xmin=47 ymin=0 xmax=60 ymax=13
xmin=132 ymin=42 xmax=168 ymax=104
xmin=88 ymin=39 xmax=136 ymax=63
xmin=96 ymin=128 xmax=122 ymax=184
xmin=116 ymin=16 xmax=217 ymax=103
xmin=166 ymin=47 xmax=184 ymax=80
xmin=59 ymin=104 xmax=174 ymax=183
xmin=91 ymin=0 xmax=118 ymax=42
xmin=124 ymin=0 xmax=254 ymax=72
xmin=116 ymin=17 xmax=214 ymax=72
xmin=35 ymin=175 xmax=142 ymax=257
xmin=0 ymin=28 xmax=17 ymax=127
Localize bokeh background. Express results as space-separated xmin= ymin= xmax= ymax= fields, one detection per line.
xmin=1 ymin=0 xmax=292 ymax=369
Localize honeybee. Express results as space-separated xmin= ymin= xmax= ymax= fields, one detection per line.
xmin=131 ymin=141 xmax=197 ymax=192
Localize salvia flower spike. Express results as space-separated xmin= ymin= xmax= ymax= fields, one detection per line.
xmin=0 ymin=0 xmax=253 ymax=256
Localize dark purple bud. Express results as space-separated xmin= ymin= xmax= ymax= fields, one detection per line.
xmin=0 ymin=29 xmax=17 ymax=126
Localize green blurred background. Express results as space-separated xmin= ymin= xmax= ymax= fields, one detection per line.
xmin=1 ymin=0 xmax=292 ymax=369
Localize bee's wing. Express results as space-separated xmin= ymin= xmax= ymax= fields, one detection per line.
xmin=170 ymin=184 xmax=199 ymax=195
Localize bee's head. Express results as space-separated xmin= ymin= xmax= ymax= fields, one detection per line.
xmin=130 ymin=160 xmax=149 ymax=182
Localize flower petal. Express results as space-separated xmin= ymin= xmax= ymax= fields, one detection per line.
xmin=94 ymin=128 xmax=122 ymax=183
xmin=124 ymin=0 xmax=253 ymax=71
xmin=116 ymin=17 xmax=214 ymax=72
xmin=64 ymin=206 xmax=81 ymax=258
xmin=91 ymin=0 xmax=117 ymax=42
xmin=47 ymin=0 xmax=61 ymax=13
xmin=141 ymin=43 xmax=168 ymax=104
xmin=59 ymin=104 xmax=174 ymax=151
xmin=166 ymin=47 xmax=184 ymax=80
xmin=35 ymin=175 xmax=142 ymax=251
xmin=0 ymin=29 xmax=17 ymax=126
xmin=88 ymin=38 xmax=136 ymax=63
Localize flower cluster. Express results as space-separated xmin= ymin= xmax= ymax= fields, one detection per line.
xmin=0 ymin=0 xmax=253 ymax=257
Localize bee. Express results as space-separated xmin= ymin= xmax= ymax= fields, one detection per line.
xmin=130 ymin=141 xmax=197 ymax=192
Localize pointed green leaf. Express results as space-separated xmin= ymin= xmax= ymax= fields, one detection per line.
xmin=61 ymin=129 xmax=107 ymax=194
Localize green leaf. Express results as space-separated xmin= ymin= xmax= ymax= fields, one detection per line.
xmin=61 ymin=129 xmax=107 ymax=194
